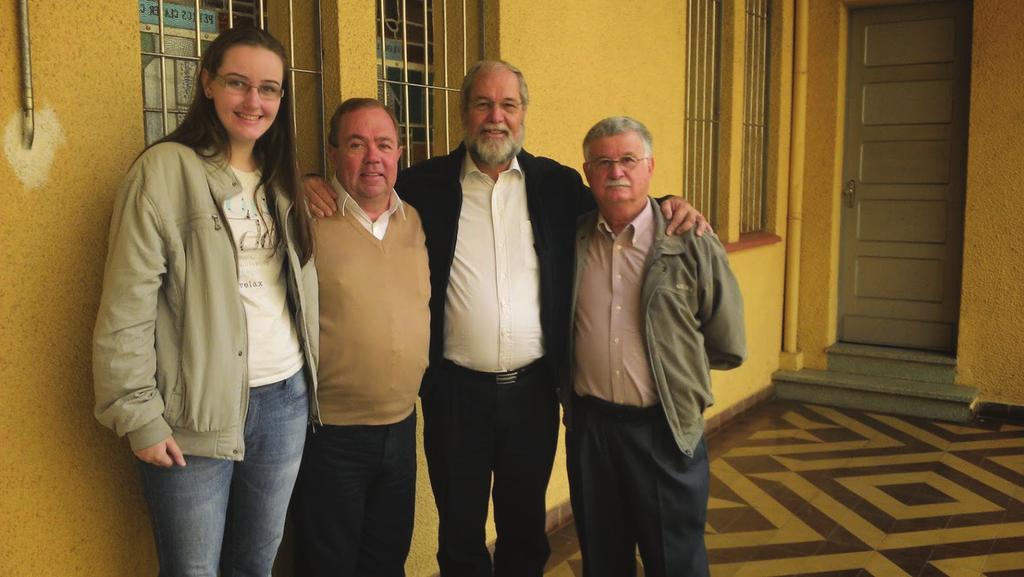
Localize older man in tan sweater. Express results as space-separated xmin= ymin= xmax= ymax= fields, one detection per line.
xmin=292 ymin=98 xmax=430 ymax=577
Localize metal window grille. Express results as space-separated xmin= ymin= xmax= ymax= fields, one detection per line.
xmin=377 ymin=0 xmax=484 ymax=167
xmin=684 ymin=0 xmax=723 ymax=228
xmin=741 ymin=0 xmax=770 ymax=233
xmin=139 ymin=0 xmax=326 ymax=174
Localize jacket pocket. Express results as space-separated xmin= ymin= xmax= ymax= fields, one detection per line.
xmin=162 ymin=365 xmax=185 ymax=423
xmin=650 ymin=284 xmax=700 ymax=329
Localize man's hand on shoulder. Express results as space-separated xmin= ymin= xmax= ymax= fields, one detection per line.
xmin=658 ymin=196 xmax=712 ymax=237
xmin=304 ymin=174 xmax=338 ymax=218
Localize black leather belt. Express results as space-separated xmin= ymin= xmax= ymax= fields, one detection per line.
xmin=442 ymin=358 xmax=545 ymax=385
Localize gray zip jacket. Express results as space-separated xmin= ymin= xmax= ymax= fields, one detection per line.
xmin=564 ymin=200 xmax=746 ymax=456
xmin=93 ymin=142 xmax=319 ymax=460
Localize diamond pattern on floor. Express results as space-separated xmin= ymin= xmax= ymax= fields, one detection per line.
xmin=543 ymin=401 xmax=1024 ymax=577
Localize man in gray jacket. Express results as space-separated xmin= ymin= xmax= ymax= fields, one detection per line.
xmin=564 ymin=116 xmax=747 ymax=577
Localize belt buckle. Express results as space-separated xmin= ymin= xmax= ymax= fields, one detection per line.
xmin=495 ymin=371 xmax=517 ymax=385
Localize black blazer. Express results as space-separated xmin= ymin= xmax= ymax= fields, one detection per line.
xmin=396 ymin=145 xmax=594 ymax=393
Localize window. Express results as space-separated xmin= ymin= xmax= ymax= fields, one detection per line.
xmin=376 ymin=0 xmax=486 ymax=166
xmin=138 ymin=0 xmax=325 ymax=174
xmin=740 ymin=0 xmax=770 ymax=233
xmin=683 ymin=0 xmax=723 ymax=228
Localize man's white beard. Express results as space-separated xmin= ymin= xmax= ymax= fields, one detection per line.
xmin=466 ymin=125 xmax=525 ymax=167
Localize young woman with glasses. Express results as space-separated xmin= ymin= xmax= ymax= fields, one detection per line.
xmin=92 ymin=26 xmax=318 ymax=576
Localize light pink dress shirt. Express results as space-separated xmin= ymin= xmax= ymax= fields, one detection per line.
xmin=574 ymin=203 xmax=659 ymax=407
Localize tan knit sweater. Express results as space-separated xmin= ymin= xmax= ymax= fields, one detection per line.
xmin=314 ymin=202 xmax=430 ymax=425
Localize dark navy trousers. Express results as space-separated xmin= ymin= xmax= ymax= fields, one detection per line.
xmin=567 ymin=394 xmax=710 ymax=577
xmin=292 ymin=410 xmax=417 ymax=577
xmin=422 ymin=360 xmax=559 ymax=577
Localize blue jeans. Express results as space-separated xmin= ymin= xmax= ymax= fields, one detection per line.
xmin=137 ymin=369 xmax=308 ymax=577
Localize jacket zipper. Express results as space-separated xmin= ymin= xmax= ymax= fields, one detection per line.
xmin=643 ymin=259 xmax=697 ymax=458
xmin=282 ymin=202 xmax=322 ymax=429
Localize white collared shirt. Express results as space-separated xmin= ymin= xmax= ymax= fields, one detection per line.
xmin=443 ymin=154 xmax=544 ymax=372
xmin=330 ymin=174 xmax=407 ymax=240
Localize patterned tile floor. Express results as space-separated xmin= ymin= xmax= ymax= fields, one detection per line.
xmin=543 ymin=400 xmax=1024 ymax=577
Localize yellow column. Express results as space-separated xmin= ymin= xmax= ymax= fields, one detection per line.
xmin=780 ymin=0 xmax=808 ymax=371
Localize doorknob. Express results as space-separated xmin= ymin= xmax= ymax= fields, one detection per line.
xmin=843 ymin=179 xmax=856 ymax=208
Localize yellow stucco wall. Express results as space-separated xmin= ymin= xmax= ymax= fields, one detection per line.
xmin=0 ymin=1 xmax=794 ymax=575
xmin=0 ymin=1 xmax=154 ymax=575
xmin=769 ymin=0 xmax=795 ymax=236
xmin=794 ymin=0 xmax=847 ymax=371
xmin=957 ymin=0 xmax=1024 ymax=405
xmin=498 ymin=1 xmax=687 ymax=197
xmin=329 ymin=0 xmax=377 ymax=101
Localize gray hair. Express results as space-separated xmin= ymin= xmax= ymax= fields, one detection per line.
xmin=460 ymin=60 xmax=530 ymax=113
xmin=582 ymin=116 xmax=653 ymax=159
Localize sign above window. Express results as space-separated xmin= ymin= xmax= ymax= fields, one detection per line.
xmin=138 ymin=0 xmax=219 ymax=38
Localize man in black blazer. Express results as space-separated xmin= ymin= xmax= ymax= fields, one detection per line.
xmin=306 ymin=60 xmax=703 ymax=577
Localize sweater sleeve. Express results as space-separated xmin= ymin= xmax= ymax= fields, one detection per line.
xmin=92 ymin=158 xmax=174 ymax=451
xmin=697 ymin=235 xmax=747 ymax=370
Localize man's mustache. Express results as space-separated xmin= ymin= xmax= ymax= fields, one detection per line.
xmin=480 ymin=123 xmax=510 ymax=135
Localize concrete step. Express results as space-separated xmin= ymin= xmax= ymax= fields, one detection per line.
xmin=826 ymin=343 xmax=956 ymax=384
xmin=773 ymin=368 xmax=978 ymax=423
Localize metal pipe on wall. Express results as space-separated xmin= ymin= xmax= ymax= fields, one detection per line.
xmin=18 ymin=0 xmax=35 ymax=149
xmin=781 ymin=0 xmax=808 ymax=368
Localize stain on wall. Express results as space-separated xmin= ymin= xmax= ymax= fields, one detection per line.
xmin=1 ymin=2 xmax=154 ymax=576
xmin=4 ymin=107 xmax=66 ymax=189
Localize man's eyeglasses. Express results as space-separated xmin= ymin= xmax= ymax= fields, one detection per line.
xmin=212 ymin=74 xmax=285 ymax=101
xmin=585 ymin=156 xmax=650 ymax=172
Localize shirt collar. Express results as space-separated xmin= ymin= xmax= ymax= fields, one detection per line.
xmin=459 ymin=152 xmax=523 ymax=184
xmin=330 ymin=173 xmax=406 ymax=222
xmin=596 ymin=200 xmax=655 ymax=248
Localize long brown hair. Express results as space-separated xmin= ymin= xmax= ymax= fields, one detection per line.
xmin=159 ymin=26 xmax=313 ymax=265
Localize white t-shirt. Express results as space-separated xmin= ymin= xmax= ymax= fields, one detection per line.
xmin=224 ymin=167 xmax=304 ymax=387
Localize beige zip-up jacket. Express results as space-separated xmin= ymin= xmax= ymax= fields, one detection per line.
xmin=93 ymin=142 xmax=319 ymax=460
xmin=563 ymin=200 xmax=746 ymax=456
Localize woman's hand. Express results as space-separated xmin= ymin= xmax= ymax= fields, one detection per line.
xmin=134 ymin=436 xmax=187 ymax=468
